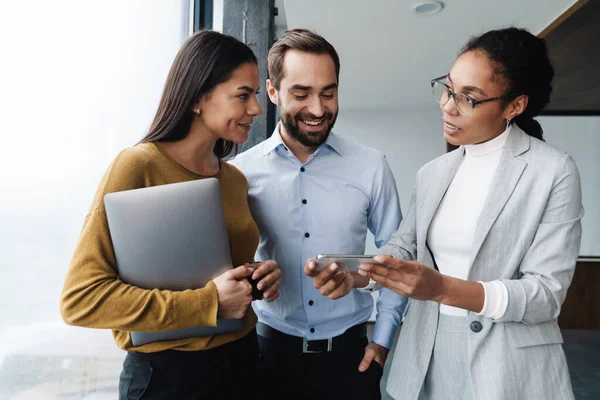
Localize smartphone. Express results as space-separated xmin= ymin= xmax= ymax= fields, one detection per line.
xmin=315 ymin=254 xmax=381 ymax=272
xmin=247 ymin=277 xmax=264 ymax=300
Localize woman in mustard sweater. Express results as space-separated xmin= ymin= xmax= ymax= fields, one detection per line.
xmin=60 ymin=30 xmax=281 ymax=399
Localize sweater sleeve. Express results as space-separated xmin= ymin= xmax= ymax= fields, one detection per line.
xmin=60 ymin=147 xmax=221 ymax=332
xmin=60 ymin=208 xmax=219 ymax=332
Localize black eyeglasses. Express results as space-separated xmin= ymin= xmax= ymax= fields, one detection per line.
xmin=431 ymin=75 xmax=518 ymax=117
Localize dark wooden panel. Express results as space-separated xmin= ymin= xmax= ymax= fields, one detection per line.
xmin=559 ymin=259 xmax=600 ymax=330
xmin=542 ymin=0 xmax=600 ymax=114
xmin=222 ymin=0 xmax=276 ymax=152
xmin=538 ymin=0 xmax=589 ymax=38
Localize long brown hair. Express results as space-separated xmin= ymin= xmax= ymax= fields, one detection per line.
xmin=141 ymin=30 xmax=257 ymax=158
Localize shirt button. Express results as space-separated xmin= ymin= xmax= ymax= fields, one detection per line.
xmin=302 ymin=199 xmax=307 ymax=205
xmin=308 ymin=300 xmax=314 ymax=306
xmin=305 ymin=233 xmax=310 ymax=238
xmin=300 ymin=167 xmax=305 ymax=172
xmin=310 ymin=327 xmax=315 ymax=333
xmin=470 ymin=321 xmax=483 ymax=333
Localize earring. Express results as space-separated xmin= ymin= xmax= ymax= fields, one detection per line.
xmin=193 ymin=109 xmax=201 ymax=116
xmin=506 ymin=118 xmax=511 ymax=129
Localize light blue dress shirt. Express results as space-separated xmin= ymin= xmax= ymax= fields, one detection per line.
xmin=230 ymin=126 xmax=408 ymax=348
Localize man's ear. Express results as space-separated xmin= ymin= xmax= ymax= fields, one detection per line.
xmin=266 ymin=79 xmax=278 ymax=105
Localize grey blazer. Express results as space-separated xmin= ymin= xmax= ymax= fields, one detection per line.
xmin=381 ymin=126 xmax=584 ymax=400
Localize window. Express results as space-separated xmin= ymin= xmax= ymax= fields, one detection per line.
xmin=0 ymin=1 xmax=190 ymax=397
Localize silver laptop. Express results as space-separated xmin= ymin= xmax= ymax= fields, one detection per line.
xmin=104 ymin=178 xmax=241 ymax=346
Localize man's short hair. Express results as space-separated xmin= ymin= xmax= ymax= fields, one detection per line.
xmin=268 ymin=29 xmax=340 ymax=90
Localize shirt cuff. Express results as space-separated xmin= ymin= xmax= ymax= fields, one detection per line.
xmin=357 ymin=278 xmax=380 ymax=292
xmin=372 ymin=312 xmax=398 ymax=349
xmin=476 ymin=280 xmax=509 ymax=319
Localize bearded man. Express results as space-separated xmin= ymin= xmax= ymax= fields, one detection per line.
xmin=230 ymin=29 xmax=407 ymax=400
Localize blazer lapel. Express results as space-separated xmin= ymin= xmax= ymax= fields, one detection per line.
xmin=468 ymin=127 xmax=530 ymax=274
xmin=418 ymin=148 xmax=464 ymax=257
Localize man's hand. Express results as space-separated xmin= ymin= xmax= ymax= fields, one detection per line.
xmin=359 ymin=342 xmax=389 ymax=372
xmin=248 ymin=260 xmax=281 ymax=302
xmin=304 ymin=258 xmax=355 ymax=299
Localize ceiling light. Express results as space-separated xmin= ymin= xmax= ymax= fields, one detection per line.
xmin=413 ymin=1 xmax=444 ymax=15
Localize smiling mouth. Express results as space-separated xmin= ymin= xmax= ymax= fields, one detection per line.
xmin=238 ymin=122 xmax=252 ymax=128
xmin=301 ymin=119 xmax=325 ymax=127
xmin=444 ymin=121 xmax=460 ymax=130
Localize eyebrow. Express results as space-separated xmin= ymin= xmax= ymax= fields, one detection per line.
xmin=288 ymin=84 xmax=310 ymax=91
xmin=321 ymin=83 xmax=338 ymax=91
xmin=288 ymin=83 xmax=338 ymax=92
xmin=447 ymin=74 xmax=487 ymax=96
xmin=237 ymin=86 xmax=260 ymax=93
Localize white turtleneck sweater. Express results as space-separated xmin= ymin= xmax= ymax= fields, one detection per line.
xmin=427 ymin=126 xmax=510 ymax=318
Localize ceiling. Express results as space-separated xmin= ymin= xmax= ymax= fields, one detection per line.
xmin=276 ymin=0 xmax=579 ymax=111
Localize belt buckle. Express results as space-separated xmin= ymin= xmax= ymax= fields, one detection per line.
xmin=303 ymin=337 xmax=333 ymax=353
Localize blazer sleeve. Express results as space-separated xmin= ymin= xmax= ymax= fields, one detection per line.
xmin=378 ymin=178 xmax=419 ymax=261
xmin=495 ymin=154 xmax=584 ymax=324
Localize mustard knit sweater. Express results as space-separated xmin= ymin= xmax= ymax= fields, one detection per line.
xmin=60 ymin=142 xmax=259 ymax=353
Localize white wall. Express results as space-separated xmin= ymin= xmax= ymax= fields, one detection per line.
xmin=334 ymin=107 xmax=447 ymax=254
xmin=540 ymin=116 xmax=600 ymax=257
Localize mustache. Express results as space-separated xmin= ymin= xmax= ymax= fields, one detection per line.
xmin=295 ymin=111 xmax=334 ymax=121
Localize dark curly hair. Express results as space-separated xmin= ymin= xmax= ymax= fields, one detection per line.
xmin=460 ymin=27 xmax=554 ymax=141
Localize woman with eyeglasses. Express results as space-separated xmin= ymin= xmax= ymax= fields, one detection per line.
xmin=359 ymin=28 xmax=583 ymax=400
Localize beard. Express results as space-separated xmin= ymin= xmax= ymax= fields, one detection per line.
xmin=278 ymin=101 xmax=338 ymax=148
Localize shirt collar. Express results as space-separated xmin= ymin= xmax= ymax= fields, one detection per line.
xmin=260 ymin=123 xmax=344 ymax=157
xmin=323 ymin=131 xmax=344 ymax=156
xmin=260 ymin=125 xmax=286 ymax=157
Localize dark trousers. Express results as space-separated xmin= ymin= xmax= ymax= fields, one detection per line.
xmin=258 ymin=328 xmax=383 ymax=400
xmin=119 ymin=329 xmax=260 ymax=400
